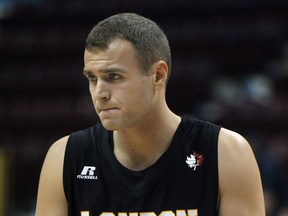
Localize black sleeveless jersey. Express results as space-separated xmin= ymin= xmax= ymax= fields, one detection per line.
xmin=63 ymin=116 xmax=221 ymax=216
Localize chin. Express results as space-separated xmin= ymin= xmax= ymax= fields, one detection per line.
xmin=102 ymin=125 xmax=116 ymax=131
xmin=100 ymin=119 xmax=120 ymax=131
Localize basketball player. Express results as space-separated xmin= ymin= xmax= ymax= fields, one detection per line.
xmin=35 ymin=13 xmax=265 ymax=216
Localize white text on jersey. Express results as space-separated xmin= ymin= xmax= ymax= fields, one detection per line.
xmin=77 ymin=166 xmax=97 ymax=180
xmin=81 ymin=209 xmax=198 ymax=216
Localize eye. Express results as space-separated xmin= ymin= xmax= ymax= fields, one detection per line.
xmin=108 ymin=73 xmax=121 ymax=80
xmin=87 ymin=74 xmax=97 ymax=82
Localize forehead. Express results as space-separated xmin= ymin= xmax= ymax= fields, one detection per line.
xmin=84 ymin=39 xmax=140 ymax=70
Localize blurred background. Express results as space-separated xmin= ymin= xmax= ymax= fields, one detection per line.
xmin=0 ymin=0 xmax=287 ymax=215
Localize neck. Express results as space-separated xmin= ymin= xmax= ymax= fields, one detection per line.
xmin=113 ymin=107 xmax=181 ymax=171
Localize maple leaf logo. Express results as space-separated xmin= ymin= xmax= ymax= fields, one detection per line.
xmin=186 ymin=151 xmax=204 ymax=170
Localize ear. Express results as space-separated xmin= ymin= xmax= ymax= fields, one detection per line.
xmin=152 ymin=60 xmax=169 ymax=90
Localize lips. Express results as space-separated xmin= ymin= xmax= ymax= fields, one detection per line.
xmin=100 ymin=108 xmax=116 ymax=112
xmin=97 ymin=107 xmax=118 ymax=114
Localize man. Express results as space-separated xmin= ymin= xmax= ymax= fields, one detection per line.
xmin=35 ymin=13 xmax=265 ymax=216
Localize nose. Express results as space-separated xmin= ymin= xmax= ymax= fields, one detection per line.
xmin=90 ymin=79 xmax=110 ymax=101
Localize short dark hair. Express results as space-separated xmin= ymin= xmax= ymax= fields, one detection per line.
xmin=86 ymin=13 xmax=171 ymax=80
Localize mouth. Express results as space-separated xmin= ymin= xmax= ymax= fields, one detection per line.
xmin=98 ymin=107 xmax=118 ymax=114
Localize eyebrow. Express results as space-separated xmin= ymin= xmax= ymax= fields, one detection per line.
xmin=83 ymin=67 xmax=126 ymax=76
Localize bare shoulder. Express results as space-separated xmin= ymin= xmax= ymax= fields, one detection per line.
xmin=218 ymin=127 xmax=249 ymax=150
xmin=218 ymin=128 xmax=265 ymax=216
xmin=218 ymin=128 xmax=255 ymax=188
xmin=35 ymin=136 xmax=69 ymax=216
xmin=46 ymin=136 xmax=69 ymax=160
xmin=40 ymin=136 xmax=69 ymax=174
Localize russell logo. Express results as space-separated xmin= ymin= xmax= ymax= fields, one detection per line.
xmin=77 ymin=166 xmax=98 ymax=180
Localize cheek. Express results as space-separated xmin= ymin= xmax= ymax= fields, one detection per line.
xmin=123 ymin=86 xmax=154 ymax=111
xmin=89 ymin=85 xmax=96 ymax=101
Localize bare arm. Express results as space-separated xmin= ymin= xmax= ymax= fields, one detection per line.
xmin=35 ymin=136 xmax=69 ymax=216
xmin=218 ymin=128 xmax=265 ymax=216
